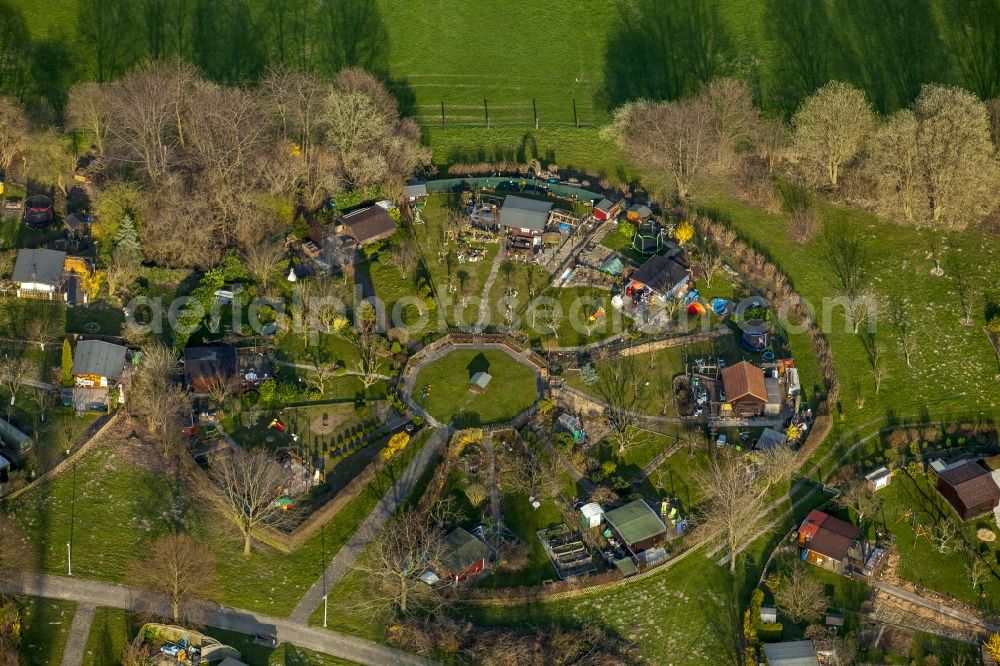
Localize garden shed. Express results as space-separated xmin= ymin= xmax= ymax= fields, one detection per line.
xmin=797 ymin=510 xmax=861 ymax=574
xmin=593 ymin=197 xmax=621 ymax=221
xmin=468 ymin=372 xmax=492 ymax=394
xmin=627 ymin=254 xmax=691 ymax=302
xmin=762 ymin=640 xmax=819 ymax=666
xmin=720 ymin=361 xmax=767 ymax=417
xmin=12 ymin=248 xmax=67 ymax=300
xmin=0 ymin=418 xmax=32 ymax=457
xmin=184 ymin=345 xmax=238 ymax=394
xmin=864 ymin=466 xmax=892 ymax=491
xmin=626 ymin=203 xmax=652 ymax=222
xmin=72 ymin=340 xmax=127 ymax=388
xmin=440 ymin=527 xmax=492 ymax=581
xmin=756 ymin=428 xmax=787 ymax=451
xmin=932 ymin=459 xmax=1000 ymax=520
xmin=340 ymin=206 xmax=397 ymax=245
xmin=64 ymin=212 xmax=90 ymax=239
xmin=404 ymin=180 xmax=428 ymax=202
xmin=500 ymin=195 xmax=551 ymax=243
xmin=579 ymin=502 xmax=604 ymax=529
xmin=603 ymin=499 xmax=666 ymax=552
xmin=557 ymin=413 xmax=584 ymax=442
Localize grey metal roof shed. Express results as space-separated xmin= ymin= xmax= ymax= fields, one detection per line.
xmin=72 ymin=340 xmax=128 ymax=381
xmin=761 ymin=640 xmax=819 ymax=666
xmin=12 ymin=249 xmax=66 ymax=286
xmin=500 ymin=195 xmax=552 ymax=231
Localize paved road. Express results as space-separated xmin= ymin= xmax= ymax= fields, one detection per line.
xmin=1 ymin=574 xmax=435 ymax=666
xmin=288 ymin=427 xmax=449 ymax=623
xmin=60 ymin=603 xmax=95 ymax=666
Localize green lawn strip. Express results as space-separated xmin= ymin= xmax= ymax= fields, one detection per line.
xmin=481 ymin=493 xmax=565 ymax=589
xmin=82 ymin=607 xmax=133 ymax=666
xmin=523 ymin=285 xmax=618 ymax=347
xmin=364 ymin=256 xmax=435 ymax=335
xmin=13 ymin=595 xmax=75 ymax=666
xmin=878 ymin=470 xmax=1000 ymax=606
xmin=412 ymin=349 xmax=538 ymax=427
xmin=410 ymin=193 xmax=499 ymax=328
xmin=275 ymin=333 xmax=361 ymax=369
xmin=561 ymin=329 xmax=746 ymax=417
xmin=6 ymin=431 xmax=431 ymax=617
xmin=66 ymin=302 xmax=124 ymax=337
xmin=483 ymin=260 xmax=550 ymax=332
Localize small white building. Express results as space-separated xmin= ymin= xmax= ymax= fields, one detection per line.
xmin=12 ymin=249 xmax=67 ymax=299
xmin=865 ymin=466 xmax=892 ymax=491
xmin=579 ymin=502 xmax=604 ymax=529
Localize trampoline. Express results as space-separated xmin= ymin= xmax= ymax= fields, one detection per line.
xmin=631 ymin=220 xmax=665 ymax=255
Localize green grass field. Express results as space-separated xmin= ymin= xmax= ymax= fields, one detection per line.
xmin=698 ymin=184 xmax=1000 ymax=465
xmin=4 ymin=430 xmax=431 ymax=616
xmin=13 ymin=596 xmax=75 ymax=666
xmin=412 ymin=349 xmax=538 ymax=426
xmin=10 ymin=0 xmax=1000 ymax=141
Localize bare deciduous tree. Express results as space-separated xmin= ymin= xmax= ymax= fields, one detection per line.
xmin=210 ymin=447 xmax=290 ymax=556
xmin=887 ymin=296 xmax=916 ymax=368
xmin=599 ymin=356 xmax=646 ymax=455
xmin=914 ymin=84 xmax=998 ymax=229
xmin=866 ymin=109 xmax=922 ymax=223
xmin=792 ymin=81 xmax=875 ymax=188
xmin=693 ymin=453 xmax=771 ymax=573
xmin=836 ymin=479 xmax=881 ymax=526
xmin=353 ymin=331 xmax=384 ymax=390
xmin=66 ymin=82 xmax=112 ymax=156
xmin=702 ymin=78 xmax=759 ymax=173
xmin=0 ymin=354 xmax=32 ymax=420
xmin=824 ymin=224 xmax=871 ymax=330
xmin=104 ymin=60 xmax=199 ymax=181
xmin=24 ymin=129 xmax=75 ymax=196
xmin=392 ymin=238 xmax=419 ymax=281
xmin=603 ymin=96 xmax=717 ymax=201
xmin=243 ymin=241 xmax=285 ymax=291
xmin=353 ymin=505 xmax=452 ymax=617
xmin=321 ymin=69 xmax=428 ymax=192
xmin=0 ymin=97 xmax=27 ymax=173
xmin=126 ymin=532 xmax=219 ymax=623
xmin=129 ymin=343 xmax=188 ymax=455
xmin=775 ymin=562 xmax=829 ymax=623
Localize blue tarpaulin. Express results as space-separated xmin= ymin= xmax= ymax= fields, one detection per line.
xmin=711 ymin=298 xmax=729 ymax=315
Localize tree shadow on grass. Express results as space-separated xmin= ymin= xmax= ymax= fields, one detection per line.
xmin=313 ymin=0 xmax=389 ymax=77
xmin=598 ymin=0 xmax=731 ymax=110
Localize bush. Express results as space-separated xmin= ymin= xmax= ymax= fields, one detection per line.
xmin=757 ymin=623 xmax=784 ymax=641
xmin=786 ymin=206 xmax=820 ymax=245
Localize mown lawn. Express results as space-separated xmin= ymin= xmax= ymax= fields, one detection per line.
xmin=699 ymin=185 xmax=1000 ymax=470
xmin=14 ymin=596 xmax=75 ymax=666
xmin=5 ymin=430 xmax=432 ymax=617
xmin=410 ymin=193 xmax=499 ymax=328
xmin=412 ymin=349 xmax=538 ymax=427
xmin=523 ymin=285 xmax=619 ymax=348
xmin=878 ymin=469 xmax=1000 ymax=608
xmin=562 ymin=329 xmax=745 ymax=417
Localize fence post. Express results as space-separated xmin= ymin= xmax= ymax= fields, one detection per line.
xmin=441 ymin=101 xmax=445 ymax=128
xmin=573 ymin=99 xmax=578 ymax=128
xmin=484 ymin=99 xmax=490 ymax=128
xmin=533 ymin=98 xmax=538 ymax=129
